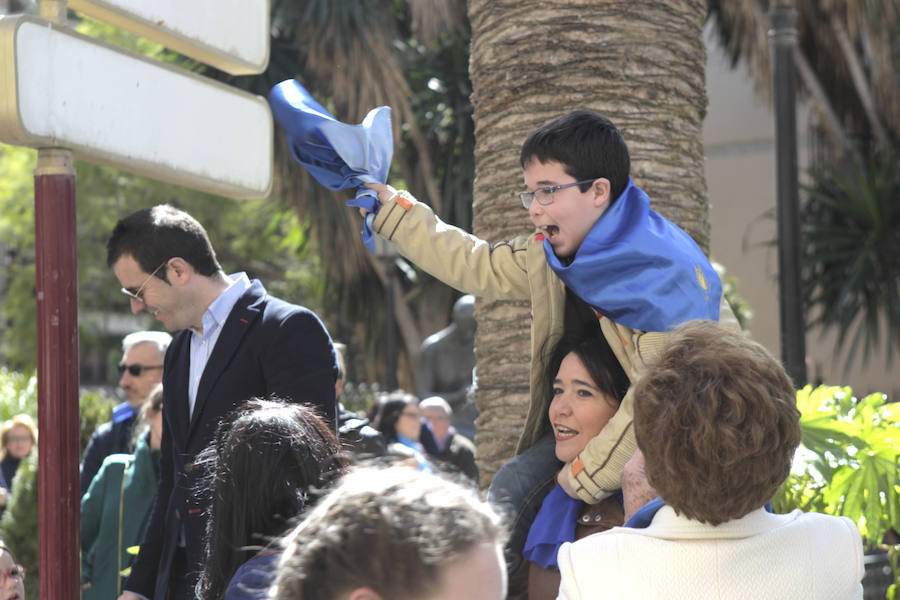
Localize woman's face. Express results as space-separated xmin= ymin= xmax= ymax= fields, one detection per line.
xmin=395 ymin=403 xmax=422 ymax=441
xmin=5 ymin=426 xmax=33 ymax=460
xmin=549 ymin=352 xmax=619 ymax=463
xmin=0 ymin=550 xmax=24 ymax=600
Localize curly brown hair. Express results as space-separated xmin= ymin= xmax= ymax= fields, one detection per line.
xmin=633 ymin=320 xmax=801 ymax=525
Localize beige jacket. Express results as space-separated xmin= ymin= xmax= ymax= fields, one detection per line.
xmin=372 ymin=191 xmax=739 ymax=502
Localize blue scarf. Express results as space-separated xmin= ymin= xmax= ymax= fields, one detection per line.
xmin=545 ymin=179 xmax=721 ymax=332
xmin=522 ymin=485 xmax=625 ymax=570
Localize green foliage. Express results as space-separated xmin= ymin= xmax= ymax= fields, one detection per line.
xmin=79 ymin=392 xmax=113 ymax=456
xmin=802 ymin=149 xmax=900 ymax=371
xmin=774 ymin=385 xmax=900 ymax=545
xmin=1 ymin=451 xmax=38 ymax=600
xmin=0 ymin=369 xmax=37 ymax=421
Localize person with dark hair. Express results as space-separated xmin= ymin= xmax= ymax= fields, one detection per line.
xmin=81 ymin=330 xmax=171 ymax=494
xmin=106 ymin=205 xmax=338 ymax=600
xmin=360 ymin=110 xmax=738 ymax=517
xmin=496 ymin=335 xmax=630 ymax=600
xmin=82 ymin=385 xmax=164 ymax=600
xmin=557 ymin=320 xmax=865 ymax=599
xmin=270 ymin=465 xmax=507 ymax=600
xmin=195 ymin=398 xmax=343 ymax=600
xmin=0 ymin=544 xmax=25 ymax=600
xmin=373 ymin=392 xmax=431 ymax=471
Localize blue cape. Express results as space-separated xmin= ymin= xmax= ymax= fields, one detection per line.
xmin=268 ymin=80 xmax=393 ymax=251
xmin=545 ymin=178 xmax=721 ymax=332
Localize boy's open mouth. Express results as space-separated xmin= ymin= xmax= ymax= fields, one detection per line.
xmin=541 ymin=225 xmax=559 ymax=239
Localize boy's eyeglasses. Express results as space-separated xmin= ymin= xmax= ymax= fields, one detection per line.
xmin=519 ymin=178 xmax=599 ymax=210
xmin=120 ymin=260 xmax=168 ymax=304
xmin=2 ymin=565 xmax=26 ymax=584
xmin=117 ymin=363 xmax=164 ymax=377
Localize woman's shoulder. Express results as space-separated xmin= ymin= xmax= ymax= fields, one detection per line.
xmin=224 ymin=551 xmax=282 ymax=600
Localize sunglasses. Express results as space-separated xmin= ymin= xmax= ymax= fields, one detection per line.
xmin=2 ymin=564 xmax=25 ymax=584
xmin=117 ymin=363 xmax=164 ymax=377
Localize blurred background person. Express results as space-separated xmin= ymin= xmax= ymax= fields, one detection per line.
xmin=373 ymin=392 xmax=432 ymax=471
xmin=81 ymin=384 xmax=164 ymax=600
xmin=419 ymin=396 xmax=478 ymax=482
xmin=270 ymin=465 xmax=507 ymax=600
xmin=80 ymin=330 xmax=171 ymax=494
xmin=556 ymin=321 xmax=865 ymax=599
xmin=195 ymin=398 xmax=344 ymax=600
xmin=0 ymin=414 xmax=37 ymax=514
xmin=0 ymin=544 xmax=26 ymax=600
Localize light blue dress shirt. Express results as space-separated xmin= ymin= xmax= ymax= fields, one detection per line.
xmin=188 ymin=273 xmax=251 ymax=418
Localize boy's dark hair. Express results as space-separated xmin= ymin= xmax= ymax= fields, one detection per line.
xmin=106 ymin=204 xmax=222 ymax=279
xmin=520 ymin=110 xmax=631 ymax=202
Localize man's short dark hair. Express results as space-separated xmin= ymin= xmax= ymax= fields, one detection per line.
xmin=633 ymin=320 xmax=801 ymax=525
xmin=520 ymin=110 xmax=631 ymax=202
xmin=106 ymin=204 xmax=222 ymax=278
xmin=271 ymin=465 xmax=506 ymax=600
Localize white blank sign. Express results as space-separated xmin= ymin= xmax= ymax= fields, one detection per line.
xmin=67 ymin=0 xmax=270 ymax=75
xmin=0 ymin=15 xmax=273 ymax=199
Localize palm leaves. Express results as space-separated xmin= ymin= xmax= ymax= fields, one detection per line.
xmin=802 ymin=149 xmax=900 ymax=370
xmin=775 ymin=385 xmax=900 ymax=545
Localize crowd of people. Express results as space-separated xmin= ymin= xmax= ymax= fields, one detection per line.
xmin=2 ymin=109 xmax=869 ymax=600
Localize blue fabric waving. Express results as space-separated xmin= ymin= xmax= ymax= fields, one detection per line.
xmin=268 ymin=80 xmax=393 ymax=251
xmin=545 ymin=178 xmax=721 ymax=332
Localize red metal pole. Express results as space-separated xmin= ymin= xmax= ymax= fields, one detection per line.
xmin=34 ymin=148 xmax=80 ymax=599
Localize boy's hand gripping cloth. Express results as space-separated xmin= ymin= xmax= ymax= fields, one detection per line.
xmin=268 ymin=79 xmax=393 ymax=252
xmin=545 ymin=178 xmax=722 ymax=332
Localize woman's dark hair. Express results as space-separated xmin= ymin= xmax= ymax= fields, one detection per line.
xmin=544 ymin=336 xmax=631 ymax=409
xmin=374 ymin=391 xmax=418 ymax=444
xmin=195 ymin=398 xmax=344 ymax=600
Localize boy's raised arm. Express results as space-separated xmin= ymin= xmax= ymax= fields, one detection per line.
xmin=362 ymin=184 xmax=533 ymax=301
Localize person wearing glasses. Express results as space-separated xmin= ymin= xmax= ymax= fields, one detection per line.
xmin=0 ymin=544 xmax=25 ymax=600
xmin=361 ymin=110 xmax=738 ymax=539
xmin=80 ymin=330 xmax=172 ymax=495
xmin=106 ymin=204 xmax=338 ymax=600
xmin=374 ymin=391 xmax=432 ymax=472
xmin=0 ymin=415 xmax=36 ymax=516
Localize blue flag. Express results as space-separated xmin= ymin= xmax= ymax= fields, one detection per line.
xmin=546 ymin=179 xmax=721 ymax=332
xmin=268 ymin=80 xmax=393 ymax=251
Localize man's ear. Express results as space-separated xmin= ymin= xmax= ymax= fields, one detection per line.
xmin=346 ymin=587 xmax=383 ymax=600
xmin=166 ymin=257 xmax=192 ymax=284
xmin=592 ymin=178 xmax=611 ymax=207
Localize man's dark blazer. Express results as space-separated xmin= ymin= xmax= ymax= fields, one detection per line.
xmin=123 ymin=280 xmax=337 ymax=600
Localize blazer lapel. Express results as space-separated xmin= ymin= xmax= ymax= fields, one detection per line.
xmin=166 ymin=331 xmax=192 ymax=447
xmin=187 ymin=283 xmax=265 ymax=439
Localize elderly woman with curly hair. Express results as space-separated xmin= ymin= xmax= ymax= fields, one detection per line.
xmin=556 ymin=320 xmax=865 ymax=600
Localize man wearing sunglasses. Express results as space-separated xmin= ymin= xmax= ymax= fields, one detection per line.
xmin=106 ymin=204 xmax=338 ymax=600
xmin=80 ymin=330 xmax=171 ymax=494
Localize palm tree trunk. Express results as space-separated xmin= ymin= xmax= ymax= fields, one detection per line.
xmin=468 ymin=0 xmax=711 ymax=485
